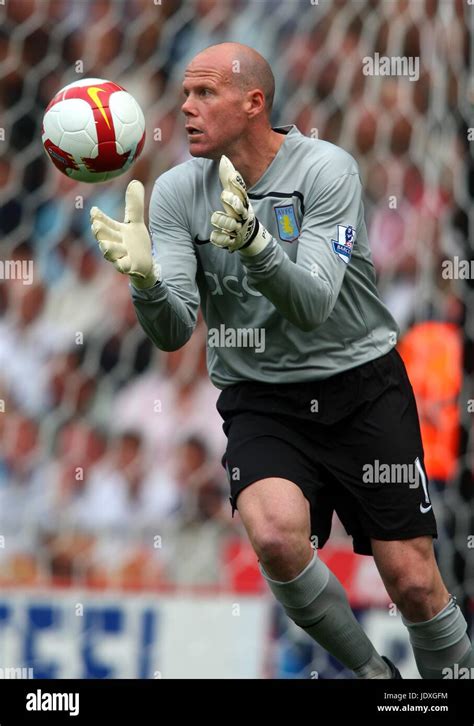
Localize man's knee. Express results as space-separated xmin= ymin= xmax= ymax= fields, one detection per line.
xmin=390 ymin=576 xmax=435 ymax=611
xmin=382 ymin=567 xmax=449 ymax=622
xmin=236 ymin=477 xmax=312 ymax=579
xmin=252 ymin=525 xmax=309 ymax=572
xmin=372 ymin=537 xmax=449 ymax=620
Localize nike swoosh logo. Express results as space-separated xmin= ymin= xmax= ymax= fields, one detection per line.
xmin=420 ymin=503 xmax=432 ymax=514
xmin=87 ymin=87 xmax=111 ymax=130
xmin=193 ymin=235 xmax=211 ymax=245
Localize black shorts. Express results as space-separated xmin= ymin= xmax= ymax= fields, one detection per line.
xmin=217 ymin=348 xmax=438 ymax=556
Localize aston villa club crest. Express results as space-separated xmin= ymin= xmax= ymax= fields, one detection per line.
xmin=274 ymin=203 xmax=300 ymax=242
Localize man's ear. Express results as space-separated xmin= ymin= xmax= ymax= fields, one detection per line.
xmin=245 ymin=89 xmax=266 ymax=119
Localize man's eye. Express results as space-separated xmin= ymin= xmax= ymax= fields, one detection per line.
xmin=200 ymin=88 xmax=212 ymax=96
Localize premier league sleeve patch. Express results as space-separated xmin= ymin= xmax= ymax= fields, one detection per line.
xmin=331 ymin=224 xmax=356 ymax=264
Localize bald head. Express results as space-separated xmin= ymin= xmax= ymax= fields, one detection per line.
xmin=189 ymin=42 xmax=275 ymax=119
xmin=182 ymin=43 xmax=278 ymax=159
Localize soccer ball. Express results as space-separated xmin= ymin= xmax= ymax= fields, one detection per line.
xmin=42 ymin=78 xmax=146 ymax=183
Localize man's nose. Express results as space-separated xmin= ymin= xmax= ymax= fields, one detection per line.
xmin=181 ymin=96 xmax=196 ymax=115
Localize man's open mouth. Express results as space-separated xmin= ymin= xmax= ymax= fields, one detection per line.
xmin=186 ymin=126 xmax=203 ymax=136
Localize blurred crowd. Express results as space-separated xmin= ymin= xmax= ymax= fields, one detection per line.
xmin=0 ymin=0 xmax=470 ymax=592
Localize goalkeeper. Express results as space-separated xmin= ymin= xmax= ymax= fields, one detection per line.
xmin=90 ymin=42 xmax=473 ymax=679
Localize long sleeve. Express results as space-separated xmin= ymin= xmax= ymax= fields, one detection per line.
xmin=240 ymin=171 xmax=362 ymax=332
xmin=131 ymin=176 xmax=200 ymax=351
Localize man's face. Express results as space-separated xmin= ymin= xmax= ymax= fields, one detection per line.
xmin=181 ymin=58 xmax=247 ymax=159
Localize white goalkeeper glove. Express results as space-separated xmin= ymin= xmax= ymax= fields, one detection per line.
xmin=90 ymin=180 xmax=160 ymax=289
xmin=210 ymin=155 xmax=271 ymax=256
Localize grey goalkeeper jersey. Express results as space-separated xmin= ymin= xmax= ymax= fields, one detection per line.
xmin=131 ymin=124 xmax=399 ymax=389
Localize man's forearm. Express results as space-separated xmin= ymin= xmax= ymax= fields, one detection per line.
xmin=131 ymin=279 xmax=198 ymax=351
xmin=240 ymin=240 xmax=334 ymax=332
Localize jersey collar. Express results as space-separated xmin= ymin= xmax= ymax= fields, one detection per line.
xmin=248 ymin=124 xmax=301 ymax=192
